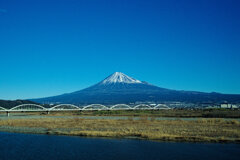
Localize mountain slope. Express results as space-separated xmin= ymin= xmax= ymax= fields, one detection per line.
xmin=31 ymin=72 xmax=240 ymax=104
xmin=0 ymin=99 xmax=38 ymax=109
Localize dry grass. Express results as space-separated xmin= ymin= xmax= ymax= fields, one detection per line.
xmin=78 ymin=109 xmax=240 ymax=118
xmin=0 ymin=118 xmax=240 ymax=143
xmin=3 ymin=109 xmax=240 ymax=118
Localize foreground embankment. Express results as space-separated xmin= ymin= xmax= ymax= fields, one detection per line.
xmin=0 ymin=117 xmax=239 ymax=143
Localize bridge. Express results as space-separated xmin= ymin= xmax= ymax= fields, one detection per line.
xmin=0 ymin=104 xmax=171 ymax=116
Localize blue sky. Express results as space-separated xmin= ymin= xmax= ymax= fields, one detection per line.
xmin=0 ymin=0 xmax=240 ymax=100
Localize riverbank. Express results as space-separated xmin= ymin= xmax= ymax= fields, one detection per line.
xmin=0 ymin=117 xmax=240 ymax=143
xmin=77 ymin=109 xmax=240 ymax=118
xmin=1 ymin=109 xmax=240 ymax=118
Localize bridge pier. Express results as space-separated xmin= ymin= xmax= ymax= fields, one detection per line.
xmin=6 ymin=111 xmax=9 ymax=117
xmin=47 ymin=110 xmax=50 ymax=114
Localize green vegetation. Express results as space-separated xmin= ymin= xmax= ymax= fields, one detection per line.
xmin=0 ymin=100 xmax=37 ymax=109
xmin=0 ymin=117 xmax=240 ymax=143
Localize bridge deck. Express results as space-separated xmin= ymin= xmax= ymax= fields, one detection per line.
xmin=0 ymin=104 xmax=171 ymax=113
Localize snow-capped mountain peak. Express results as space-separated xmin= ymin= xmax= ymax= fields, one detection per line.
xmin=100 ymin=72 xmax=142 ymax=84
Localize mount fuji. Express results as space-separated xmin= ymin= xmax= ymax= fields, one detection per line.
xmin=31 ymin=72 xmax=240 ymax=104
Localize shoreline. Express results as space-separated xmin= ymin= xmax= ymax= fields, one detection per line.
xmin=1 ymin=109 xmax=240 ymax=119
xmin=1 ymin=117 xmax=240 ymax=143
xmin=1 ymin=114 xmax=240 ymax=121
xmin=0 ymin=126 xmax=239 ymax=144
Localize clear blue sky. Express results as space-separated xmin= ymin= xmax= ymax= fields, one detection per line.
xmin=0 ymin=0 xmax=240 ymax=100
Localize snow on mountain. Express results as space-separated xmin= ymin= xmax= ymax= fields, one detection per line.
xmin=100 ymin=72 xmax=142 ymax=84
xmin=31 ymin=72 xmax=240 ymax=104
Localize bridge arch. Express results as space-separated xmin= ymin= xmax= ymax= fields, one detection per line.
xmin=82 ymin=104 xmax=109 ymax=110
xmin=154 ymin=104 xmax=171 ymax=110
xmin=110 ymin=104 xmax=132 ymax=110
xmin=133 ymin=104 xmax=152 ymax=110
xmin=10 ymin=104 xmax=47 ymax=111
xmin=0 ymin=106 xmax=7 ymax=111
xmin=50 ymin=104 xmax=80 ymax=111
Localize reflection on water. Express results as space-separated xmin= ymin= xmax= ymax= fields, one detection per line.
xmin=0 ymin=132 xmax=239 ymax=160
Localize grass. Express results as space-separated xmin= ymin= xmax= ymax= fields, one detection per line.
xmin=2 ymin=108 xmax=239 ymax=118
xmin=0 ymin=117 xmax=240 ymax=143
xmin=38 ymin=109 xmax=240 ymax=118
xmin=93 ymin=109 xmax=240 ymax=118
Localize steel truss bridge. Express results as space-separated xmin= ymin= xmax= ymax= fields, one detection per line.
xmin=0 ymin=104 xmax=171 ymax=116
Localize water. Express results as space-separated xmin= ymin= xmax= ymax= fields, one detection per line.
xmin=0 ymin=132 xmax=239 ymax=160
xmin=1 ymin=113 xmax=240 ymax=121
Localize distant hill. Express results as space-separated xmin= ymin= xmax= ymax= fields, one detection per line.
xmin=0 ymin=99 xmax=37 ymax=109
xmin=31 ymin=72 xmax=240 ymax=105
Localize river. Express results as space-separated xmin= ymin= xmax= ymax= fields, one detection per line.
xmin=0 ymin=132 xmax=239 ymax=160
xmin=0 ymin=113 xmax=240 ymax=121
